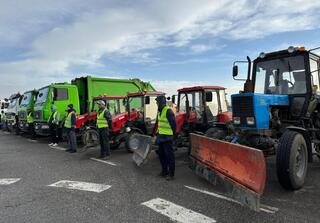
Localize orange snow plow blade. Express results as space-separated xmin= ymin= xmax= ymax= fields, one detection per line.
xmin=189 ymin=133 xmax=266 ymax=211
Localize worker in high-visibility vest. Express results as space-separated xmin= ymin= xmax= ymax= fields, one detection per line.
xmin=26 ymin=109 xmax=36 ymax=140
xmin=96 ymin=100 xmax=112 ymax=159
xmin=1 ymin=111 xmax=6 ymax=130
xmin=48 ymin=105 xmax=60 ymax=147
xmin=64 ymin=104 xmax=77 ymax=153
xmin=155 ymin=95 xmax=176 ymax=181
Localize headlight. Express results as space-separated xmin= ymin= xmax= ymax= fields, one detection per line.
xmin=233 ymin=117 xmax=240 ymax=125
xmin=41 ymin=125 xmax=49 ymax=129
xmin=246 ymin=117 xmax=255 ymax=125
xmin=125 ymin=127 xmax=131 ymax=133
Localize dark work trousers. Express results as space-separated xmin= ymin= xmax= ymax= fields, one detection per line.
xmin=28 ymin=123 xmax=36 ymax=139
xmin=158 ymin=140 xmax=175 ymax=176
xmin=98 ymin=127 xmax=110 ymax=157
xmin=50 ymin=124 xmax=59 ymax=144
xmin=66 ymin=128 xmax=77 ymax=152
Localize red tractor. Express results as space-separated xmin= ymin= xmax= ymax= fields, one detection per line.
xmin=128 ymin=86 xmax=232 ymax=163
xmin=76 ymin=95 xmax=134 ymax=149
xmin=173 ymin=86 xmax=232 ymax=149
xmin=124 ymin=91 xmax=166 ymax=150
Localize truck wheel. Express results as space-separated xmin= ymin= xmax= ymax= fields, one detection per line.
xmin=125 ymin=132 xmax=139 ymax=153
xmin=276 ymin=130 xmax=308 ymax=190
xmin=82 ymin=129 xmax=100 ymax=148
xmin=205 ymin=127 xmax=226 ymax=140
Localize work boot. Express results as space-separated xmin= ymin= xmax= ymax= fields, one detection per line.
xmin=165 ymin=175 xmax=175 ymax=181
xmin=52 ymin=143 xmax=58 ymax=147
xmin=48 ymin=143 xmax=54 ymax=146
xmin=157 ymin=172 xmax=168 ymax=178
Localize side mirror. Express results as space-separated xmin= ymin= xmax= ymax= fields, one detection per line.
xmin=171 ymin=95 xmax=176 ymax=104
xmin=205 ymin=92 xmax=213 ymax=102
xmin=145 ymin=96 xmax=150 ymax=105
xmin=232 ymin=65 xmax=238 ymax=78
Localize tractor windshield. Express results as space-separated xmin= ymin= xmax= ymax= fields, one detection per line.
xmin=254 ymin=55 xmax=306 ymax=95
xmin=179 ymin=91 xmax=203 ymax=119
xmin=20 ymin=92 xmax=32 ymax=106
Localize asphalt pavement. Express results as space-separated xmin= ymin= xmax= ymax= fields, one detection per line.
xmin=0 ymin=130 xmax=319 ymax=223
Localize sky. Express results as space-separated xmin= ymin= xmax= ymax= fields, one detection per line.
xmin=1 ymin=0 xmax=320 ymax=98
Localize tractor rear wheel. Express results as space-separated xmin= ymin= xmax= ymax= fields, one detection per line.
xmin=205 ymin=127 xmax=226 ymax=140
xmin=276 ymin=130 xmax=308 ymax=190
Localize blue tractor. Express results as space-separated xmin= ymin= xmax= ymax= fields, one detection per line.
xmin=189 ymin=46 xmax=320 ymax=211
xmin=230 ymin=46 xmax=320 ymax=190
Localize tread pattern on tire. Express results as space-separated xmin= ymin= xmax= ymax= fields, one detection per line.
xmin=276 ymin=130 xmax=305 ymax=190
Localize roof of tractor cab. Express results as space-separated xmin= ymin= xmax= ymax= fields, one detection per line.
xmin=256 ymin=46 xmax=308 ymax=61
xmin=178 ymin=86 xmax=225 ymax=92
xmin=93 ymin=95 xmax=125 ymax=100
xmin=128 ymin=91 xmax=165 ymax=97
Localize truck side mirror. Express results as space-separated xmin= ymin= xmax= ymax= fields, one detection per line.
xmin=205 ymin=92 xmax=213 ymax=102
xmin=232 ymin=65 xmax=238 ymax=78
xmin=145 ymin=96 xmax=150 ymax=105
xmin=172 ymin=95 xmax=176 ymax=104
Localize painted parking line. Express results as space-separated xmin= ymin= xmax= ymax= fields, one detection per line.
xmin=185 ymin=185 xmax=279 ymax=214
xmin=48 ymin=180 xmax=111 ymax=193
xmin=0 ymin=178 xmax=21 ymax=185
xmin=142 ymin=198 xmax=216 ymax=223
xmin=49 ymin=145 xmax=67 ymax=151
xmin=90 ymin=157 xmax=118 ymax=166
xmin=27 ymin=139 xmax=38 ymax=143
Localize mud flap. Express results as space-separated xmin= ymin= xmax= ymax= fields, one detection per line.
xmin=189 ymin=133 xmax=266 ymax=211
xmin=129 ymin=134 xmax=153 ymax=166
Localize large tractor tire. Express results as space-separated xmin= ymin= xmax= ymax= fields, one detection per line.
xmin=276 ymin=130 xmax=308 ymax=190
xmin=82 ymin=128 xmax=100 ymax=148
xmin=205 ymin=127 xmax=226 ymax=140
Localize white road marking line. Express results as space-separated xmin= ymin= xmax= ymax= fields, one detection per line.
xmin=185 ymin=185 xmax=279 ymax=214
xmin=48 ymin=180 xmax=111 ymax=193
xmin=0 ymin=178 xmax=21 ymax=185
xmin=142 ymin=198 xmax=216 ymax=223
xmin=90 ymin=157 xmax=118 ymax=166
xmin=50 ymin=145 xmax=67 ymax=151
xmin=27 ymin=139 xmax=38 ymax=143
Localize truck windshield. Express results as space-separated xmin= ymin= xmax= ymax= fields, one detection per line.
xmin=36 ymin=87 xmax=49 ymax=104
xmin=7 ymin=98 xmax=18 ymax=109
xmin=20 ymin=92 xmax=32 ymax=106
xmin=254 ymin=55 xmax=306 ymax=95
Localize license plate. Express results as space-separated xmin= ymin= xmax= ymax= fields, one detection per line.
xmin=42 ymin=125 xmax=49 ymax=129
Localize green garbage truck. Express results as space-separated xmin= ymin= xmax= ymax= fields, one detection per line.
xmin=17 ymin=90 xmax=38 ymax=132
xmin=6 ymin=93 xmax=22 ymax=132
xmin=33 ymin=76 xmax=155 ymax=136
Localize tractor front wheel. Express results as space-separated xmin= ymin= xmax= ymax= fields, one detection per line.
xmin=125 ymin=132 xmax=140 ymax=153
xmin=82 ymin=128 xmax=100 ymax=148
xmin=205 ymin=127 xmax=226 ymax=140
xmin=276 ymin=130 xmax=308 ymax=190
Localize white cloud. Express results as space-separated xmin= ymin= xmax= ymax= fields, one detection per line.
xmin=1 ymin=0 xmax=320 ymax=97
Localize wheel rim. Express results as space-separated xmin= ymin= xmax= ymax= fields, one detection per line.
xmin=129 ymin=136 xmax=139 ymax=150
xmin=295 ymin=144 xmax=306 ymax=178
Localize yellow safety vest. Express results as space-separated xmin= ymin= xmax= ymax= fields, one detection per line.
xmin=64 ymin=112 xmax=74 ymax=128
xmin=157 ymin=106 xmax=173 ymax=135
xmin=96 ymin=108 xmax=108 ymax=128
xmin=27 ymin=112 xmax=34 ymax=124
xmin=48 ymin=111 xmax=58 ymax=124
